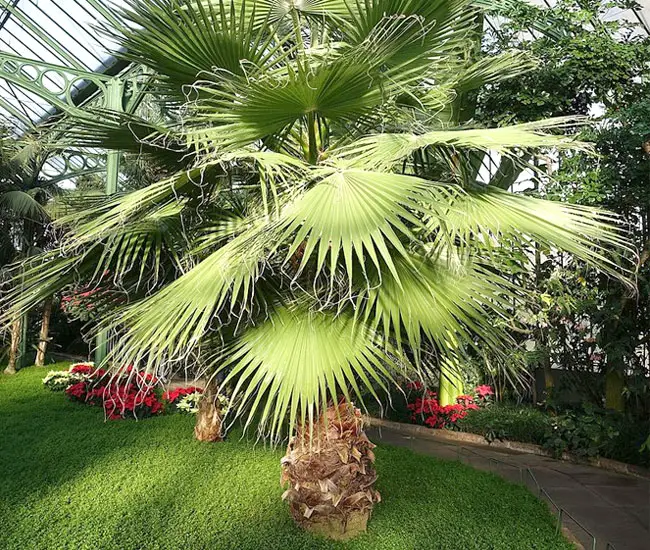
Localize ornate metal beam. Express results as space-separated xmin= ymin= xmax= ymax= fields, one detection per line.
xmin=0 ymin=52 xmax=112 ymax=120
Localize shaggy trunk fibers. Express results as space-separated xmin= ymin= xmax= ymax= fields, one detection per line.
xmin=35 ymin=297 xmax=53 ymax=367
xmin=194 ymin=383 xmax=223 ymax=442
xmin=281 ymin=402 xmax=380 ymax=541
xmin=4 ymin=317 xmax=22 ymax=375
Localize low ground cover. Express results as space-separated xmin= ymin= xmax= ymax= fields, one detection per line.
xmin=0 ymin=366 xmax=571 ymax=550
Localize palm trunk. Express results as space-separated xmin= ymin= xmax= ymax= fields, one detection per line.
xmin=281 ymin=402 xmax=380 ymax=541
xmin=194 ymin=382 xmax=224 ymax=442
xmin=4 ymin=317 xmax=22 ymax=375
xmin=439 ymin=362 xmax=464 ymax=406
xmin=35 ymin=297 xmax=53 ymax=367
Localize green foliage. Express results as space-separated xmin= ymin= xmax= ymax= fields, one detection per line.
xmin=458 ymin=403 xmax=650 ymax=467
xmin=0 ymin=367 xmax=572 ymax=550
xmin=479 ymin=0 xmax=650 ymax=123
xmin=457 ymin=405 xmax=550 ymax=445
xmin=540 ymin=101 xmax=650 ymax=402
xmin=543 ymin=405 xmax=622 ymax=459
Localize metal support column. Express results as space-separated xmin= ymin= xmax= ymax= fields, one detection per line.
xmin=94 ymin=77 xmax=123 ymax=365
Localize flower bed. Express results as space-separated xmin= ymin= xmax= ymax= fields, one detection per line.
xmin=406 ymin=382 xmax=493 ymax=429
xmin=163 ymin=386 xmax=206 ymax=414
xmin=43 ymin=364 xmax=203 ymax=420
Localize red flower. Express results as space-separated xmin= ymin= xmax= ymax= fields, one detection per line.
xmin=65 ymin=365 xmax=164 ymax=420
xmin=162 ymin=386 xmax=203 ymax=405
xmin=65 ymin=382 xmax=87 ymax=400
xmin=70 ymin=364 xmax=94 ymax=375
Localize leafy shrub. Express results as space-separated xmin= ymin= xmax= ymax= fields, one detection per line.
xmin=459 ymin=404 xmax=650 ymax=467
xmin=542 ymin=405 xmax=650 ymax=467
xmin=543 ymin=406 xmax=621 ymax=458
xmin=605 ymin=420 xmax=650 ymax=467
xmin=457 ymin=405 xmax=551 ymax=445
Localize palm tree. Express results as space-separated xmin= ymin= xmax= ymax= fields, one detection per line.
xmin=0 ymin=0 xmax=632 ymax=538
xmin=0 ymin=129 xmax=58 ymax=372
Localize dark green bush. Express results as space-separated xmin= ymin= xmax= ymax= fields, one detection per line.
xmin=544 ymin=406 xmax=650 ymax=467
xmin=458 ymin=404 xmax=650 ymax=468
xmin=457 ymin=405 xmax=550 ymax=445
xmin=542 ymin=406 xmax=620 ymax=459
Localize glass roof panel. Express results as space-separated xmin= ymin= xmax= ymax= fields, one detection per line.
xmin=0 ymin=0 xmax=127 ymax=131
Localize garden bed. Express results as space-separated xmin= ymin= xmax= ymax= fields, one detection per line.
xmin=0 ymin=366 xmax=572 ymax=550
xmin=368 ymin=416 xmax=650 ymax=480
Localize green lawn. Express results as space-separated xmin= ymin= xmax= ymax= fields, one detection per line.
xmin=0 ymin=366 xmax=572 ymax=550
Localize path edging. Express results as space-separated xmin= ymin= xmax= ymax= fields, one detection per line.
xmin=366 ymin=416 xmax=650 ymax=480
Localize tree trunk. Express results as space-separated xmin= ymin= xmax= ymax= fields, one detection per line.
xmin=605 ymin=370 xmax=625 ymax=412
xmin=543 ymin=361 xmax=554 ymax=399
xmin=281 ymin=402 xmax=380 ymax=541
xmin=4 ymin=317 xmax=22 ymax=375
xmin=193 ymin=383 xmax=224 ymax=442
xmin=35 ymin=297 xmax=53 ymax=367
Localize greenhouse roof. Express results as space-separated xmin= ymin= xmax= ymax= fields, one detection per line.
xmin=0 ymin=0 xmax=127 ymax=132
xmin=0 ymin=0 xmax=648 ymax=134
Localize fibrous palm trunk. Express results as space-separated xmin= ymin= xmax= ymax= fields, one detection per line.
xmin=281 ymin=402 xmax=380 ymax=541
xmin=194 ymin=382 xmax=223 ymax=442
xmin=35 ymin=297 xmax=53 ymax=367
xmin=4 ymin=316 xmax=22 ymax=375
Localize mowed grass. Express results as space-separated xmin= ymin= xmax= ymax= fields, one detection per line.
xmin=0 ymin=366 xmax=572 ymax=550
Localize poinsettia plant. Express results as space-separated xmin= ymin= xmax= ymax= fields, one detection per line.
xmin=60 ymin=279 xmax=125 ymax=322
xmin=53 ymin=363 xmax=164 ymax=420
xmin=406 ymin=384 xmax=494 ymax=430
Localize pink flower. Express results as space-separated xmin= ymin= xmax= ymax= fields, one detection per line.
xmin=475 ymin=385 xmax=494 ymax=398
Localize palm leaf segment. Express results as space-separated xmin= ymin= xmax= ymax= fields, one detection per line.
xmin=221 ymin=305 xmax=395 ymax=438
xmin=0 ymin=0 xmax=634 ymax=438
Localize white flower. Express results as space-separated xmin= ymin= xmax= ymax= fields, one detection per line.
xmin=176 ymin=392 xmax=203 ymax=414
xmin=42 ymin=370 xmax=83 ymax=391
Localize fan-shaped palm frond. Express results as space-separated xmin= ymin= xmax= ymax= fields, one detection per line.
xmin=219 ymin=304 xmax=401 ymax=439
xmin=109 ymin=0 xmax=291 ymax=95
xmin=281 ymin=169 xmax=442 ymax=281
xmin=101 ymin=219 xmax=280 ymax=372
xmin=427 ymin=186 xmax=633 ymax=279
xmin=360 ymin=253 xmax=516 ymax=356
xmin=0 ymin=190 xmax=49 ymax=221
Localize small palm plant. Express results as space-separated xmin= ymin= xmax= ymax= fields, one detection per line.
xmin=1 ymin=0 xmax=632 ymax=538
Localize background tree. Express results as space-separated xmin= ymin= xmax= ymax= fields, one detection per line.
xmin=0 ymin=129 xmax=59 ymax=372
xmin=473 ymin=0 xmax=650 ymax=410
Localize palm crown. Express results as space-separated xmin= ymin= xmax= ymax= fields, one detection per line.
xmin=1 ymin=0 xmax=630 ymax=440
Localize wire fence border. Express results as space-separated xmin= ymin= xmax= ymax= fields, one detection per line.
xmin=456 ymin=445 xmax=615 ymax=550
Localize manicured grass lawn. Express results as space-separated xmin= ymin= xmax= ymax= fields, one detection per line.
xmin=0 ymin=366 xmax=572 ymax=550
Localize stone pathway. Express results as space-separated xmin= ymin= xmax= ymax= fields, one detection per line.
xmin=367 ymin=425 xmax=650 ymax=550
